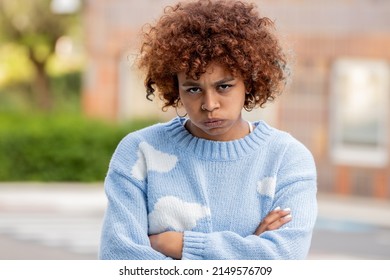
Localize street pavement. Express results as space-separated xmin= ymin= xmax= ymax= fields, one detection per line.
xmin=0 ymin=183 xmax=103 ymax=260
xmin=0 ymin=182 xmax=389 ymax=260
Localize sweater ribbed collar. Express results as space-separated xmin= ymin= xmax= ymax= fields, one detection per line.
xmin=165 ymin=117 xmax=273 ymax=160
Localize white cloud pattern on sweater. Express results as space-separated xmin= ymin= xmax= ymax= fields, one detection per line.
xmin=148 ymin=196 xmax=211 ymax=234
xmin=256 ymin=177 xmax=276 ymax=198
xmin=131 ymin=141 xmax=178 ymax=181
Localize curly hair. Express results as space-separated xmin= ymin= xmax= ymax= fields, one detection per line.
xmin=138 ymin=0 xmax=288 ymax=111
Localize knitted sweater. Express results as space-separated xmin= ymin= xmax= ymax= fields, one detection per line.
xmin=99 ymin=117 xmax=317 ymax=260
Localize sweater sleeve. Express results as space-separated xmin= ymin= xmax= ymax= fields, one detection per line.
xmin=99 ymin=136 xmax=172 ymax=260
xmin=181 ymin=140 xmax=317 ymax=260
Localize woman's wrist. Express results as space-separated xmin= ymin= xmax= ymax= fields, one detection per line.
xmin=149 ymin=231 xmax=184 ymax=259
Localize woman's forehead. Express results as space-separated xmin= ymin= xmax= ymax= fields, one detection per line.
xmin=177 ymin=64 xmax=242 ymax=87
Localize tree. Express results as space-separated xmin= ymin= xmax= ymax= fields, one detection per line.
xmin=0 ymin=0 xmax=78 ymax=110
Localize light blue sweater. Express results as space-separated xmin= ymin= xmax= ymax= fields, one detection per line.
xmin=99 ymin=117 xmax=317 ymax=260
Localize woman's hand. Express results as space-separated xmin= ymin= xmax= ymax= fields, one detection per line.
xmin=254 ymin=207 xmax=292 ymax=235
xmin=149 ymin=231 xmax=183 ymax=259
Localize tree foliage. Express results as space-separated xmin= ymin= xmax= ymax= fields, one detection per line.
xmin=0 ymin=0 xmax=79 ymax=110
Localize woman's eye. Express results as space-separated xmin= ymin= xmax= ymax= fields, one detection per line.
xmin=218 ymin=84 xmax=232 ymax=91
xmin=186 ymin=87 xmax=202 ymax=94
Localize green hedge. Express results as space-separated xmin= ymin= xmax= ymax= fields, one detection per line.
xmin=0 ymin=113 xmax=158 ymax=182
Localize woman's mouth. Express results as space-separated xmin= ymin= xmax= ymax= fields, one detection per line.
xmin=204 ymin=119 xmax=224 ymax=128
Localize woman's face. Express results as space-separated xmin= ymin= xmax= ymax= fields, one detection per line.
xmin=178 ymin=62 xmax=248 ymax=141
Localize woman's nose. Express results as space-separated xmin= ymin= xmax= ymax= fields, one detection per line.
xmin=201 ymin=91 xmax=220 ymax=112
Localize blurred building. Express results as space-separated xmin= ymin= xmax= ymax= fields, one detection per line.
xmin=82 ymin=0 xmax=390 ymax=199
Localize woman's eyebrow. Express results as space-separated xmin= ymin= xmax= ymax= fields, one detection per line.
xmin=213 ymin=77 xmax=235 ymax=86
xmin=181 ymin=81 xmax=201 ymax=87
xmin=181 ymin=77 xmax=235 ymax=87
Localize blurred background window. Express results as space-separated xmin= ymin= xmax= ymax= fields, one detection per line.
xmin=330 ymin=59 xmax=390 ymax=167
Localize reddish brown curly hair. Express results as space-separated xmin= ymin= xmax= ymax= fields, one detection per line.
xmin=138 ymin=0 xmax=288 ymax=111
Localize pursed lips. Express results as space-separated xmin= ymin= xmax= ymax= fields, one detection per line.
xmin=203 ymin=118 xmax=224 ymax=128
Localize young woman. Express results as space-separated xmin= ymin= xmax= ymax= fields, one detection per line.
xmin=99 ymin=0 xmax=317 ymax=260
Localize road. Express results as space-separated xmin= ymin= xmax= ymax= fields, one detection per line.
xmin=0 ymin=183 xmax=389 ymax=260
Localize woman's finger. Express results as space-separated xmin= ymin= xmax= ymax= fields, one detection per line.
xmin=254 ymin=207 xmax=292 ymax=235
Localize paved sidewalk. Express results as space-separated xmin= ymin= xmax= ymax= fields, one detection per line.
xmin=0 ymin=183 xmax=105 ymax=260
xmin=0 ymin=182 xmax=389 ymax=259
xmin=317 ymin=192 xmax=390 ymax=228
xmin=312 ymin=192 xmax=390 ymax=259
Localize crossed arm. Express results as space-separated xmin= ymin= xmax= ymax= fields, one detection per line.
xmin=149 ymin=207 xmax=292 ymax=259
